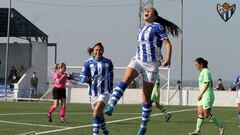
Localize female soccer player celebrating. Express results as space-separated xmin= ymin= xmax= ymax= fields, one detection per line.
xmin=189 ymin=57 xmax=224 ymax=135
xmin=80 ymin=42 xmax=113 ymax=135
xmin=48 ymin=63 xmax=68 ymax=123
xmin=105 ymin=7 xmax=180 ymax=135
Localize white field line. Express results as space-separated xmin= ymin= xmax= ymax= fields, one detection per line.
xmin=36 ymin=108 xmax=196 ymax=135
xmin=0 ymin=120 xmax=66 ymax=128
xmin=0 ymin=112 xmax=142 ymax=116
xmin=0 ymin=108 xmax=232 ymax=116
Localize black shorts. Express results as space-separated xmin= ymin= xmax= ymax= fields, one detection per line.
xmin=52 ymin=87 xmax=66 ymax=99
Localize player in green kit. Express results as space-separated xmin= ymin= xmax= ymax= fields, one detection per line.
xmin=189 ymin=57 xmax=225 ymax=135
xmin=151 ymin=74 xmax=171 ymax=122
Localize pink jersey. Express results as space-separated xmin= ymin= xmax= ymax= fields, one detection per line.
xmin=53 ymin=71 xmax=67 ymax=88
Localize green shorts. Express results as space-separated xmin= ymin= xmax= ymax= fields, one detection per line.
xmin=198 ymin=95 xmax=214 ymax=109
xmin=151 ymin=88 xmax=160 ymax=102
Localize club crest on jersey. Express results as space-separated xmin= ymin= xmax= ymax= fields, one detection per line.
xmin=145 ymin=29 xmax=150 ymax=34
xmin=217 ymin=3 xmax=236 ymax=22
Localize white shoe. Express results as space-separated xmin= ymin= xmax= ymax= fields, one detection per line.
xmin=188 ymin=130 xmax=201 ymax=135
xmin=219 ymin=124 xmax=225 ymax=135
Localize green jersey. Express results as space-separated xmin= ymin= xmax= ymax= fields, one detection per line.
xmin=198 ymin=68 xmax=215 ymax=109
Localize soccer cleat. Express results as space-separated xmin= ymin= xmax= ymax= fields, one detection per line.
xmin=103 ymin=130 xmax=109 ymax=135
xmin=165 ymin=113 xmax=171 ymax=122
xmin=48 ymin=116 xmax=52 ymax=122
xmin=219 ymin=124 xmax=225 ymax=135
xmin=60 ymin=120 xmax=68 ymax=124
xmin=188 ymin=130 xmax=201 ymax=135
xmin=137 ymin=128 xmax=146 ymax=135
xmin=105 ymin=106 xmax=114 ymax=116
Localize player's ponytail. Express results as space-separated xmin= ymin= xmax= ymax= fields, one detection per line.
xmin=54 ymin=63 xmax=59 ymax=71
xmin=152 ymin=8 xmax=181 ymax=37
xmin=87 ymin=47 xmax=93 ymax=56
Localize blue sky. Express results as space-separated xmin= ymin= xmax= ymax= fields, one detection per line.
xmin=1 ymin=0 xmax=239 ymax=81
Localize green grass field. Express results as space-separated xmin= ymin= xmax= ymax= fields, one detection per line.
xmin=0 ymin=101 xmax=239 ymax=135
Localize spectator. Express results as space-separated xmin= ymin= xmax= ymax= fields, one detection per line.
xmin=177 ymin=80 xmax=181 ymax=90
xmin=216 ymin=78 xmax=225 ymax=91
xmin=30 ymin=72 xmax=38 ymax=98
xmin=9 ymin=72 xmax=18 ymax=91
xmin=9 ymin=66 xmax=17 ymax=79
xmin=18 ymin=65 xmax=26 ymax=78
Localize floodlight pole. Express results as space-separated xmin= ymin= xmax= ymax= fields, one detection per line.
xmin=4 ymin=0 xmax=12 ymax=100
xmin=180 ymin=0 xmax=183 ymax=90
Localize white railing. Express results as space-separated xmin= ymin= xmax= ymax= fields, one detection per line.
xmin=66 ymin=66 xmax=171 ymax=104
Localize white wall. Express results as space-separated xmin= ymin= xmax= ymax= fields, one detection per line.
xmin=69 ymin=88 xmax=238 ymax=107
xmin=31 ymin=41 xmax=48 ymax=92
xmin=14 ymin=42 xmax=48 ymax=97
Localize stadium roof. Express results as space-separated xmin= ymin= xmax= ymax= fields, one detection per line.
xmin=0 ymin=8 xmax=48 ymax=43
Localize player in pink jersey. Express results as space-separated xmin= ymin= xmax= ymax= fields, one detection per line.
xmin=48 ymin=63 xmax=68 ymax=123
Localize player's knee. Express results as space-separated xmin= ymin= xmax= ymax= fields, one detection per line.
xmin=93 ymin=108 xmax=102 ymax=117
xmin=143 ymin=96 xmax=152 ymax=103
xmin=53 ymin=104 xmax=58 ymax=108
xmin=205 ymin=114 xmax=212 ymax=119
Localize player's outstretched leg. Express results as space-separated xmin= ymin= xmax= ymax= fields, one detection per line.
xmin=158 ymin=105 xmax=171 ymax=122
xmin=207 ymin=114 xmax=224 ymax=135
xmin=105 ymin=82 xmax=127 ymax=116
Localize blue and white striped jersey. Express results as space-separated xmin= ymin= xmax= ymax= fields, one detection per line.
xmin=81 ymin=56 xmax=114 ymax=96
xmin=231 ymin=75 xmax=240 ymax=90
xmin=137 ymin=22 xmax=168 ymax=62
